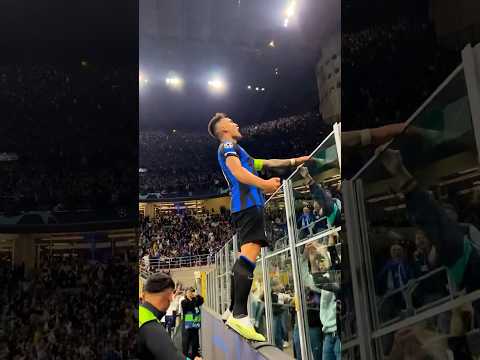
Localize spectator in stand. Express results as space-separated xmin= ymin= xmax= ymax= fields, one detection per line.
xmin=181 ymin=288 xmax=204 ymax=360
xmin=377 ymin=243 xmax=414 ymax=295
xmin=0 ymin=65 xmax=136 ymax=219
xmin=139 ymin=212 xmax=233 ymax=266
xmin=2 ymin=255 xmax=137 ymax=360
xmin=342 ymin=18 xmax=459 ymax=134
xmin=140 ymin=112 xmax=327 ymax=197
xmin=163 ymin=288 xmax=180 ymax=337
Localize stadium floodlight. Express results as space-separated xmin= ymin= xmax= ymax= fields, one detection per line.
xmin=255 ymin=87 xmax=260 ymax=91
xmin=208 ymin=78 xmax=226 ymax=93
xmin=165 ymin=76 xmax=183 ymax=89
xmin=247 ymin=85 xmax=252 ymax=90
xmin=139 ymin=71 xmax=149 ymax=87
xmin=285 ymin=0 xmax=296 ymax=17
xmin=261 ymin=88 xmax=265 ymax=91
xmin=268 ymin=40 xmax=275 ymax=47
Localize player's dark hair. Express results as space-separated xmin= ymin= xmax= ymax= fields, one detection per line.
xmin=208 ymin=112 xmax=228 ymax=139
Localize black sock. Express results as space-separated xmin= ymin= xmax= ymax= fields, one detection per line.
xmin=232 ymin=255 xmax=256 ymax=318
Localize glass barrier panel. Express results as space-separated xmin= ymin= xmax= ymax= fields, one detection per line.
xmin=295 ymin=231 xmax=341 ymax=359
xmin=372 ymin=301 xmax=480 ymax=360
xmin=355 ymin=69 xmax=480 ymax=331
xmin=219 ymin=246 xmax=226 ymax=276
xmin=226 ymin=240 xmax=236 ymax=275
xmin=377 ymin=265 xmax=453 ymax=326
xmin=222 ymin=274 xmax=229 ymax=314
xmin=225 ymin=241 xmax=233 ymax=311
xmin=250 ymin=261 xmax=268 ymax=340
xmin=340 ymin=230 xmax=357 ymax=342
xmin=210 ymin=273 xmax=215 ymax=309
xmin=264 ymin=187 xmax=289 ymax=253
xmin=290 ymin=132 xmax=341 ymax=244
xmin=266 ymin=251 xmax=296 ymax=357
xmin=342 ymin=345 xmax=361 ymax=360
xmin=207 ymin=273 xmax=212 ymax=308
xmin=230 ymin=241 xmax=237 ymax=268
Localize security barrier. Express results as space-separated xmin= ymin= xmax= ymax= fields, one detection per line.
xmin=343 ymin=43 xmax=480 ymax=359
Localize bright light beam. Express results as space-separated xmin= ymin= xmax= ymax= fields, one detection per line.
xmin=283 ymin=0 xmax=295 ymax=27
xmin=139 ymin=72 xmax=149 ymax=87
xmin=285 ymin=1 xmax=296 ymax=17
xmin=165 ymin=76 xmax=184 ymax=89
xmin=208 ymin=78 xmax=226 ymax=93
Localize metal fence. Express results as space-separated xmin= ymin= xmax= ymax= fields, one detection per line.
xmin=140 ymin=254 xmax=213 ymax=277
xmin=342 ymin=44 xmax=480 ymax=359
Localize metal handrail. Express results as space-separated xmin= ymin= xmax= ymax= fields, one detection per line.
xmin=140 ymin=254 xmax=214 ymax=273
xmin=376 ymin=266 xmax=456 ymax=327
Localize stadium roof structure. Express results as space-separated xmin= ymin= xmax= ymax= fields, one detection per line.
xmin=140 ymin=0 xmax=339 ymax=132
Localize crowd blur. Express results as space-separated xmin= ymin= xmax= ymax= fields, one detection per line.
xmin=139 ymin=211 xmax=234 ymax=269
xmin=342 ymin=19 xmax=459 ymax=131
xmin=369 ymin=185 xmax=480 ymax=318
xmin=1 ymin=255 xmax=137 ymax=360
xmin=139 ymin=112 xmax=328 ymax=197
xmin=0 ymin=64 xmax=137 ymax=218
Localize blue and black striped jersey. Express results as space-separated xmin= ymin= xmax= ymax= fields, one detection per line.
xmin=217 ymin=142 xmax=265 ymax=213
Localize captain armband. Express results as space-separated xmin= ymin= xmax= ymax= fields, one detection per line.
xmin=253 ymin=159 xmax=265 ymax=171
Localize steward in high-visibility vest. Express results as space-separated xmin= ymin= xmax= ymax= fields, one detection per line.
xmin=138 ymin=273 xmax=201 ymax=360
xmin=181 ymin=288 xmax=204 ymax=359
xmin=183 ymin=306 xmax=201 ymax=330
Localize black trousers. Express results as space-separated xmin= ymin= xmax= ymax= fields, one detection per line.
xmin=183 ymin=328 xmax=200 ymax=358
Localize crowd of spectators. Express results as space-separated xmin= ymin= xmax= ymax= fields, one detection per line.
xmin=0 ymin=64 xmax=137 ymax=219
xmin=1 ymin=254 xmax=137 ymax=360
xmin=139 ymin=211 xmax=233 ymax=267
xmin=139 ymin=130 xmax=226 ymax=197
xmin=140 ymin=112 xmax=328 ymax=197
xmin=342 ymin=19 xmax=460 ymax=131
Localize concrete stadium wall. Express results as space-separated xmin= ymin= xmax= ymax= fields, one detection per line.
xmin=170 ymin=265 xmax=214 ymax=289
xmin=201 ymin=307 xmax=293 ymax=360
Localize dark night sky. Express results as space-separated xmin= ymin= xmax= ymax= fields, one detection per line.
xmin=140 ymin=0 xmax=340 ymax=132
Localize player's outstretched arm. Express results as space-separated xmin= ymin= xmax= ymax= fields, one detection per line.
xmin=262 ymin=156 xmax=310 ymax=169
xmin=343 ymin=122 xmax=437 ymax=148
xmin=226 ymin=156 xmax=280 ymax=193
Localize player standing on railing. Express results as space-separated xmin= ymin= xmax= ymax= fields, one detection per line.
xmin=208 ymin=113 xmax=309 ymax=341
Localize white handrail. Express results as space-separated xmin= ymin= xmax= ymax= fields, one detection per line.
xmin=140 ymin=254 xmax=214 ymax=274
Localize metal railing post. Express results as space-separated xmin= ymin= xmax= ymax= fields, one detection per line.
xmin=225 ymin=242 xmax=231 ymax=313
xmin=462 ymin=43 xmax=480 ymax=160
xmin=219 ymin=248 xmax=225 ymax=314
xmin=261 ymin=247 xmax=273 ymax=343
xmin=214 ymin=253 xmax=219 ymax=313
xmin=284 ymin=178 xmax=311 ymax=360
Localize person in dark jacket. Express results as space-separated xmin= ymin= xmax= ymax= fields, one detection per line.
xmin=181 ymin=288 xmax=204 ymax=360
xmin=138 ymin=273 xmax=202 ymax=360
xmin=297 ymin=206 xmax=317 ymax=239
